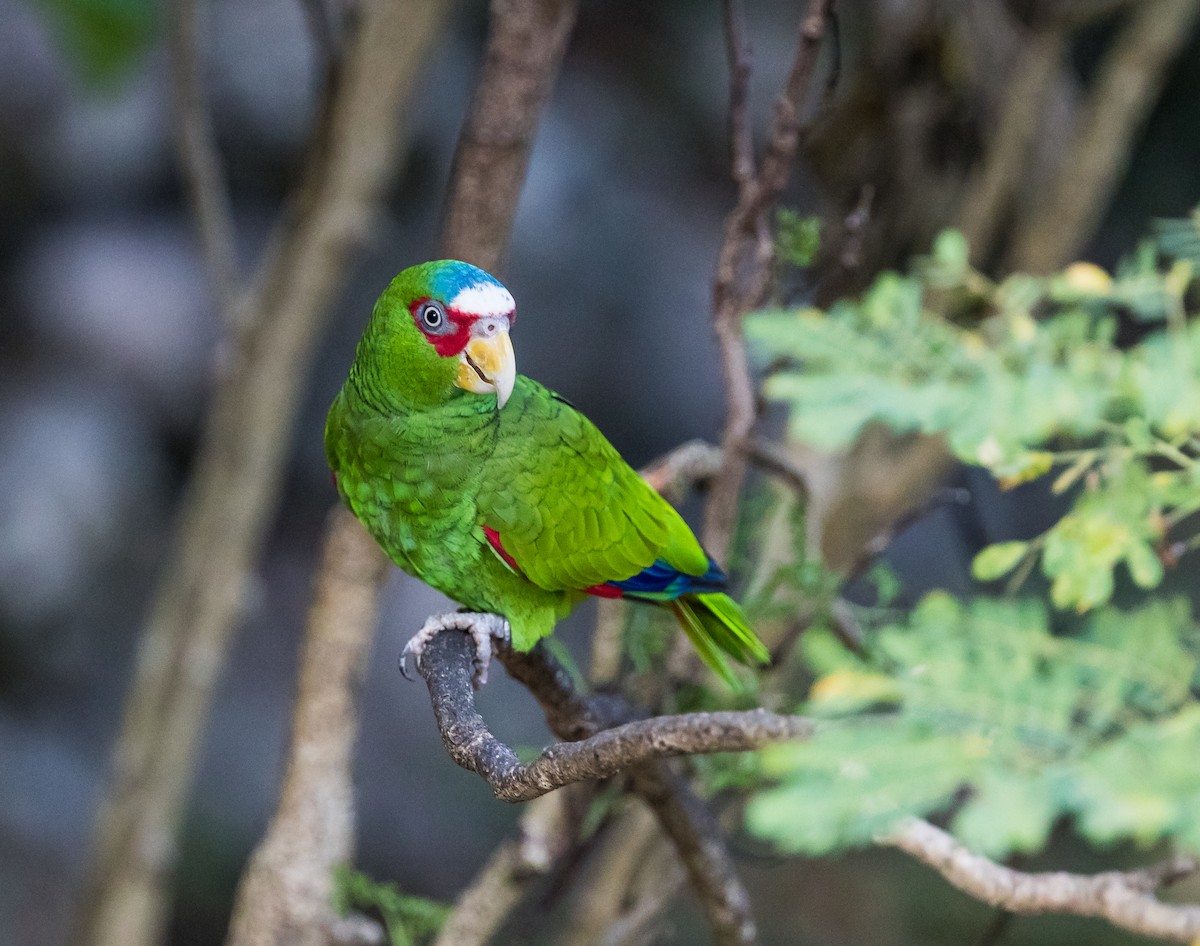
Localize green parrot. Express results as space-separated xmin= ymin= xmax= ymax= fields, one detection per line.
xmin=325 ymin=260 xmax=768 ymax=686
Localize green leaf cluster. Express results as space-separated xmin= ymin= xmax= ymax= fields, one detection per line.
xmin=332 ymin=866 xmax=450 ymax=946
xmin=746 ymin=594 xmax=1200 ymax=858
xmin=34 ymin=0 xmax=160 ymax=85
xmin=747 ymin=220 xmax=1200 ymax=611
xmin=1153 ymin=209 xmax=1200 ymax=268
xmin=776 ymin=209 xmax=822 ymax=269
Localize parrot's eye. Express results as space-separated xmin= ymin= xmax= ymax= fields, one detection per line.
xmin=420 ymin=302 xmax=446 ymax=330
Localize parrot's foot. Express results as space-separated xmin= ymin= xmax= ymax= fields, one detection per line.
xmin=400 ymin=612 xmax=511 ymax=688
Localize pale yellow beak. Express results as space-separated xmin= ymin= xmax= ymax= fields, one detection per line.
xmin=456 ymin=326 xmax=516 ymax=409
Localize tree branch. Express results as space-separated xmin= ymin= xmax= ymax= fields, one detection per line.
xmin=418 ymin=630 xmax=810 ymax=804
xmin=439 ymin=0 xmax=578 ymax=270
xmin=627 ymin=766 xmax=759 ymax=946
xmin=556 ymin=804 xmax=684 ymax=946
xmin=882 ymin=819 xmax=1200 ymax=943
xmin=413 ymin=622 xmax=813 ymax=945
xmin=722 ymin=0 xmax=755 ymax=189
xmin=224 ymin=509 xmax=388 ymax=946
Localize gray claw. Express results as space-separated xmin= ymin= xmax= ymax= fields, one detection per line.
xmin=399 ymin=612 xmax=511 ymax=689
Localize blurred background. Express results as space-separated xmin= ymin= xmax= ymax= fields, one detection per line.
xmin=1 ymin=1 xmax=1198 ymax=944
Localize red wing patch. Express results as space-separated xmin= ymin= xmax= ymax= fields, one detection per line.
xmin=482 ymin=525 xmax=525 ymax=576
xmin=583 ymin=583 xmax=624 ymax=599
xmin=482 ymin=525 xmax=626 ymax=598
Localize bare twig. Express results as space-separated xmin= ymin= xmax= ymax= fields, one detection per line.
xmin=882 ymin=819 xmax=1200 ymax=943
xmin=167 ymin=0 xmax=241 ymax=320
xmin=705 ymin=0 xmax=834 ymax=562
xmin=418 ymin=630 xmax=810 ymax=804
xmin=224 ymin=508 xmax=388 ymax=946
xmin=722 ymin=0 xmax=755 ymax=189
xmin=744 ymin=439 xmax=810 ymax=501
xmin=75 ymin=5 xmax=452 ymax=946
xmin=1011 ymin=0 xmax=1200 ymax=272
xmin=753 ymin=1 xmax=832 ymax=222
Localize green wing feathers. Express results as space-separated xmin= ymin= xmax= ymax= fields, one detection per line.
xmin=671 ymin=593 xmax=770 ymax=689
xmin=481 ymin=379 xmax=710 ymax=591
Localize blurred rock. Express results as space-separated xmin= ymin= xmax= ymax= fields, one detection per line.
xmin=17 ymin=217 xmax=217 ymax=427
xmin=211 ymin=0 xmax=318 ymax=156
xmin=0 ymin=0 xmax=63 ymax=120
xmin=0 ymin=379 xmax=163 ymax=625
xmin=36 ymin=61 xmax=172 ymax=208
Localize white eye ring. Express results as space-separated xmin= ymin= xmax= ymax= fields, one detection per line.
xmin=421 ymin=302 xmax=444 ymax=329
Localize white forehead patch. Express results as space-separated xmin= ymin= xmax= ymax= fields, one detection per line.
xmin=451 ymin=282 xmax=515 ymax=316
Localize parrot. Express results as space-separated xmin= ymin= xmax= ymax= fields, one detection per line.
xmin=324 ymin=260 xmax=769 ymax=686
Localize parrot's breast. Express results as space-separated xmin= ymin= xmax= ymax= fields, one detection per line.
xmin=325 ymin=385 xmax=567 ymax=637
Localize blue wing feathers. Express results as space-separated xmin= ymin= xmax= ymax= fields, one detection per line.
xmin=608 ymin=556 xmax=726 ymax=599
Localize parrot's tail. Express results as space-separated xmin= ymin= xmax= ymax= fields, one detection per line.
xmin=670 ymin=592 xmax=770 ymax=689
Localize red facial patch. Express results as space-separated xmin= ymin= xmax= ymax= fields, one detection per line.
xmin=409 ymin=297 xmax=472 ymax=357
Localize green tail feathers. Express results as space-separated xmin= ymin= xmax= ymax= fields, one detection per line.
xmin=670 ymin=593 xmax=770 ymax=689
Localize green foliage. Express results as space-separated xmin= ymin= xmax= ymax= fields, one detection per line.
xmin=747 ymin=217 xmax=1200 ymax=612
xmin=33 ymin=0 xmax=159 ymax=85
xmin=739 ymin=491 xmax=841 ymax=630
xmin=1153 ymin=209 xmax=1200 ymax=267
xmin=332 ymin=866 xmax=450 ymax=946
xmin=743 ymin=217 xmax=1200 ymax=866
xmin=746 ymin=593 xmax=1200 ymax=858
xmin=776 ymin=210 xmax=822 ymax=268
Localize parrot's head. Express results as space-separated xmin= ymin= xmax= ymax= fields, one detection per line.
xmin=352 ymin=260 xmax=517 ymax=411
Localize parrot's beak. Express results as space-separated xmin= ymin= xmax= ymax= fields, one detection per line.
xmin=456 ymin=322 xmax=516 ymax=409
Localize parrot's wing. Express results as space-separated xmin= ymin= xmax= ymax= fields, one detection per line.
xmin=478 ymin=379 xmax=720 ymax=597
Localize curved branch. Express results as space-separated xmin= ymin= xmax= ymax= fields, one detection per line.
xmin=882 ymin=819 xmax=1200 ymax=943
xmin=418 ymin=630 xmax=811 ymax=803
xmin=415 ymin=621 xmax=810 ymax=945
